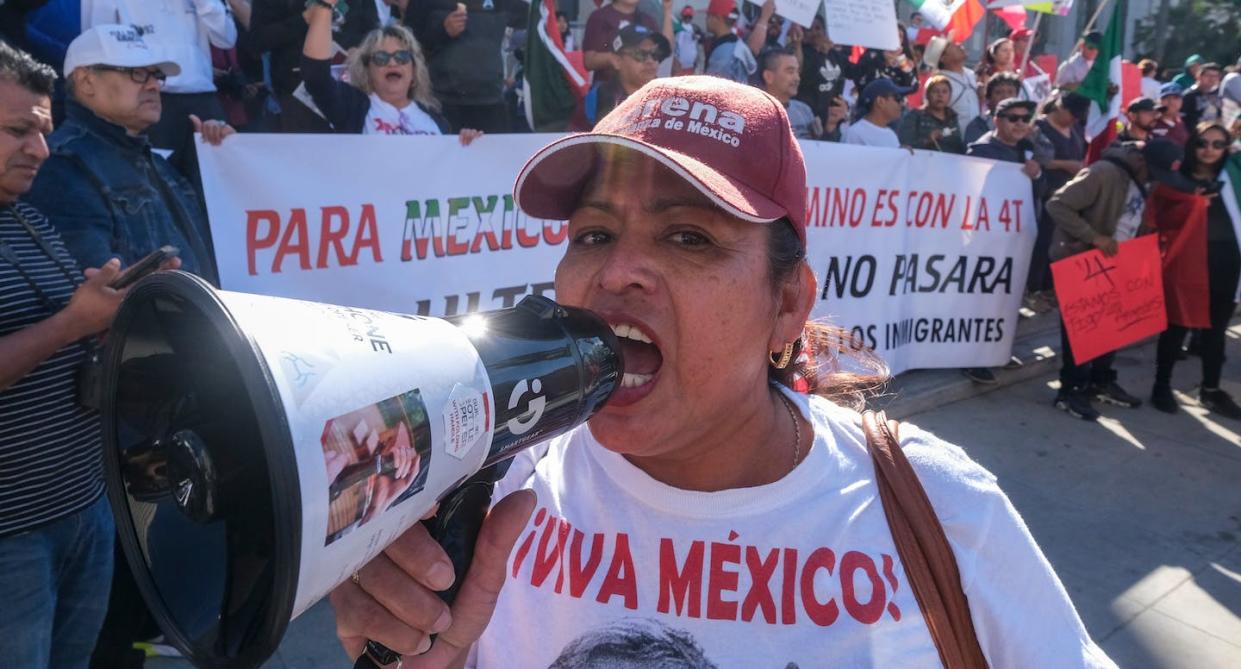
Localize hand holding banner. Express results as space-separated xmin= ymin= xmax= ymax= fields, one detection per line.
xmin=1051 ymin=235 xmax=1167 ymax=364
xmin=770 ymin=0 xmax=821 ymax=29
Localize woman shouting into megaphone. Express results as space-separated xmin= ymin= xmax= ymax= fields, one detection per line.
xmin=329 ymin=77 xmax=1118 ymax=669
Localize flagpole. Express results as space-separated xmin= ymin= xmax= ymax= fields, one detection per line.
xmin=1081 ymin=0 xmax=1116 ymax=35
xmin=1018 ymin=10 xmax=1042 ymax=79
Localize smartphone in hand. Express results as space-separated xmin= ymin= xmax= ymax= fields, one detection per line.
xmin=110 ymin=245 xmax=180 ymax=290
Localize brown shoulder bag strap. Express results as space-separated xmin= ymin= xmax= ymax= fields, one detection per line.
xmin=861 ymin=410 xmax=989 ymax=669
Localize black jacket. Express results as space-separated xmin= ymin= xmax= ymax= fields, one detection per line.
xmin=408 ymin=0 xmax=525 ymax=106
xmin=250 ymin=0 xmax=383 ymax=97
xmin=301 ymin=55 xmax=451 ymax=134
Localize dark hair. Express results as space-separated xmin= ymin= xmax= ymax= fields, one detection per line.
xmin=759 ymin=47 xmax=796 ymax=74
xmin=1180 ymin=121 xmax=1231 ymax=178
xmin=1138 ymin=58 xmax=1158 ymax=76
xmin=1200 ymin=62 xmax=1223 ymax=74
xmin=0 ymin=42 xmax=57 ymax=97
xmin=985 ymin=72 xmax=1021 ymax=101
xmin=548 ymin=619 xmax=717 ymax=668
xmin=766 ymin=219 xmax=888 ymax=408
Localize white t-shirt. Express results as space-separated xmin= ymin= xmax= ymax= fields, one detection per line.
xmin=939 ymin=68 xmax=980 ymax=135
xmin=1140 ymin=76 xmax=1162 ymax=101
xmin=82 ymin=0 xmax=237 ymax=94
xmin=842 ymin=119 xmax=900 ymax=148
xmin=1113 ymin=181 xmax=1146 ymax=242
xmin=363 ymin=94 xmax=444 ymax=136
xmin=470 ymin=390 xmax=1116 ymax=668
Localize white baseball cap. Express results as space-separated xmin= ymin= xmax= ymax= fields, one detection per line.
xmin=63 ymin=24 xmax=181 ymax=79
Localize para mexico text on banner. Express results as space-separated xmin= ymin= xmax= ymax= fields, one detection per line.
xmin=197 ymin=134 xmax=1036 ymax=375
xmin=1050 ymin=235 xmax=1168 ymax=365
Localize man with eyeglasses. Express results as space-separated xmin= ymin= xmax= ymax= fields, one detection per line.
xmin=571 ymin=24 xmax=669 ymax=131
xmin=26 ymin=25 xmax=229 ymax=286
xmin=967 ymin=98 xmax=1041 ymax=177
xmin=83 ymin=0 xmax=239 ymax=178
xmin=962 ymin=97 xmax=1042 ymax=385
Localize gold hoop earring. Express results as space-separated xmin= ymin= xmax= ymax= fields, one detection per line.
xmin=770 ymin=342 xmax=795 ymax=369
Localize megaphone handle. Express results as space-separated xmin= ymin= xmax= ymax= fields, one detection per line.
xmin=354 ymin=465 xmax=506 ymax=668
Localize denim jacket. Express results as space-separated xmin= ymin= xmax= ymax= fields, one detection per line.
xmin=26 ymin=101 xmax=218 ymax=283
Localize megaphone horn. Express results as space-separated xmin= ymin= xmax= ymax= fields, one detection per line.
xmin=101 ymin=271 xmax=622 ymax=668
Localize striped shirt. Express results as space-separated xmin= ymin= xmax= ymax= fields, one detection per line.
xmin=0 ymin=201 xmax=104 ymax=537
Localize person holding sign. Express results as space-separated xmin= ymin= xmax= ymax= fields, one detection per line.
xmin=1045 ymin=142 xmax=1156 ymax=419
xmin=704 ymin=0 xmax=770 ymax=84
xmin=328 ymin=75 xmax=1116 ymax=669
xmin=1151 ymin=122 xmax=1241 ymax=418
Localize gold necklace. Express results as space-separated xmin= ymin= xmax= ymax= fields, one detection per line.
xmin=776 ymin=392 xmax=802 ymax=467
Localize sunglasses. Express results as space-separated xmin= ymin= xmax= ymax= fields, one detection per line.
xmin=1000 ymin=114 xmax=1032 ymax=124
xmin=1195 ymin=139 xmax=1229 ymax=150
xmin=368 ymin=50 xmax=414 ymax=66
xmin=92 ymin=65 xmax=166 ymax=85
xmin=624 ymin=48 xmax=662 ymax=63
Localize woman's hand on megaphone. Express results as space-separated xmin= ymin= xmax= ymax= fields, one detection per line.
xmin=330 ymin=488 xmax=536 ymax=665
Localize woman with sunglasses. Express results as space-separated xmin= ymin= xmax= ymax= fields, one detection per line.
xmin=301 ymin=0 xmax=482 ymax=144
xmin=1151 ymin=122 xmax=1241 ymax=417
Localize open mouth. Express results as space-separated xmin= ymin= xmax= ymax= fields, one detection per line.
xmin=610 ymin=322 xmax=662 ymax=389
xmin=384 ymin=72 xmax=404 ymax=82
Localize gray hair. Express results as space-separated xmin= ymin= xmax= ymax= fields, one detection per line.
xmin=346 ymin=24 xmax=440 ymax=113
xmin=548 ymin=619 xmax=717 ymax=669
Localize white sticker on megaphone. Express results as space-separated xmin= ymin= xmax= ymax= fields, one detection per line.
xmin=444 ymin=383 xmax=489 ymax=460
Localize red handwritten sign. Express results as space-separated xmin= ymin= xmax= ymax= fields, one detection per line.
xmin=1051 ymin=235 xmax=1168 ymax=364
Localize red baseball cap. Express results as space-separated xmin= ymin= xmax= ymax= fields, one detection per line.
xmin=706 ymin=0 xmax=737 ymax=19
xmin=514 ymin=76 xmax=808 ymax=244
xmin=1009 ymin=28 xmax=1034 ymax=42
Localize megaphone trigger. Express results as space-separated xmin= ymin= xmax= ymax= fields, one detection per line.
xmin=355 ymin=460 xmax=510 ymax=668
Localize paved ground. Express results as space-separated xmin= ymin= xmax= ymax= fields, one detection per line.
xmin=150 ymin=325 xmax=1241 ymax=668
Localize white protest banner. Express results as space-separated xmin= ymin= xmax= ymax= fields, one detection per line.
xmin=800 ymin=142 xmax=1035 ymax=374
xmin=198 ymin=134 xmax=567 ymax=317
xmin=199 ymin=135 xmax=1034 ymax=374
xmin=823 ymin=0 xmax=899 ymax=50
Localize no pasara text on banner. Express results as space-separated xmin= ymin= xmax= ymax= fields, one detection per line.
xmin=1051 ymin=235 xmax=1167 ymax=364
xmin=198 ymin=134 xmax=1035 ymax=375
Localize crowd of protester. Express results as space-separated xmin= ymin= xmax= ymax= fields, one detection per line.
xmin=1 ymin=0 xmax=1241 ymax=666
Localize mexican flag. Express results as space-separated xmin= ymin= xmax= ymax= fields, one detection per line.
xmin=523 ymin=0 xmax=589 ymax=131
xmin=986 ymin=0 xmax=1075 ymax=16
xmin=1080 ymin=6 xmax=1124 ymax=164
xmin=907 ymin=0 xmax=985 ymax=42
